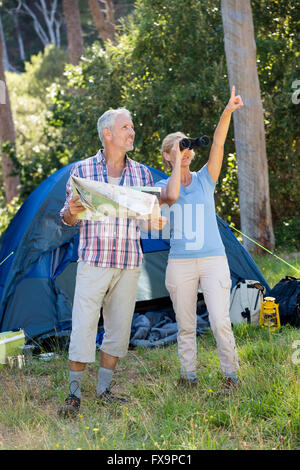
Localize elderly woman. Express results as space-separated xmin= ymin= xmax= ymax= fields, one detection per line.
xmin=156 ymin=87 xmax=243 ymax=390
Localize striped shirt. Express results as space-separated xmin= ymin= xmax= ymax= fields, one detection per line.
xmin=60 ymin=150 xmax=154 ymax=269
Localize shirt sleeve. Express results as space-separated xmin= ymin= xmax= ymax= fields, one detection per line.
xmin=197 ymin=163 xmax=217 ymax=190
xmin=145 ymin=167 xmax=154 ymax=187
xmin=155 ymin=178 xmax=169 ymax=188
xmin=59 ymin=164 xmax=80 ymax=226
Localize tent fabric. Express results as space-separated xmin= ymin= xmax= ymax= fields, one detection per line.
xmin=0 ymin=161 xmax=270 ymax=340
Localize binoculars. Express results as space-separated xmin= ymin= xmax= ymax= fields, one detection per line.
xmin=179 ymin=136 xmax=210 ymax=151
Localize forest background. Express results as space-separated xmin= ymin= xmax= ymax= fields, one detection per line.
xmin=0 ymin=0 xmax=299 ymax=252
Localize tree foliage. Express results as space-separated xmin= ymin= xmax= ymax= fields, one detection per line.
xmin=47 ymin=0 xmax=237 ymax=218
xmin=3 ymin=45 xmax=68 ymax=201
xmin=1 ymin=0 xmax=299 ymax=249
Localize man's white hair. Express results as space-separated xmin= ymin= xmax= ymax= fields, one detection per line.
xmin=97 ymin=108 xmax=132 ymax=145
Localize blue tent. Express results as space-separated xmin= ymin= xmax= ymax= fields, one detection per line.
xmin=0 ymin=163 xmax=270 ymax=341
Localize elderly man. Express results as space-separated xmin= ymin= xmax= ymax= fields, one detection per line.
xmin=58 ymin=108 xmax=167 ymax=417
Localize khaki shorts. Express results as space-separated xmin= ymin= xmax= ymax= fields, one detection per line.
xmin=69 ymin=261 xmax=141 ymax=362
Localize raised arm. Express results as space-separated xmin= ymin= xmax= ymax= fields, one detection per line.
xmin=207 ymin=86 xmax=243 ymax=183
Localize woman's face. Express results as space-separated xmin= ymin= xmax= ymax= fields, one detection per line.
xmin=164 ymin=137 xmax=195 ymax=169
xmin=180 ymin=147 xmax=195 ymax=167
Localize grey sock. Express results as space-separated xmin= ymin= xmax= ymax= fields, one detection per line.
xmin=97 ymin=367 xmax=114 ymax=396
xmin=69 ymin=370 xmax=84 ymax=399
xmin=181 ymin=371 xmax=198 ymax=382
xmin=225 ymin=371 xmax=238 ymax=383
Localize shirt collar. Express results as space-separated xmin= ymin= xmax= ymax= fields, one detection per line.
xmin=97 ymin=149 xmax=132 ymax=169
xmin=181 ymin=172 xmax=196 ymax=193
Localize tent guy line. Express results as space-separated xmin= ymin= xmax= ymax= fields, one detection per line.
xmin=0 ymin=251 xmax=14 ymax=266
xmin=229 ymin=225 xmax=300 ymax=274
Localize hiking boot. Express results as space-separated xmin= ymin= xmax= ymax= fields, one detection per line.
xmin=58 ymin=394 xmax=81 ymax=417
xmin=97 ymin=389 xmax=129 ymax=405
xmin=176 ymin=376 xmax=198 ymax=388
xmin=218 ymin=376 xmax=240 ymax=396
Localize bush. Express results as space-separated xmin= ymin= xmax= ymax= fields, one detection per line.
xmin=274 ymin=217 xmax=300 ymax=251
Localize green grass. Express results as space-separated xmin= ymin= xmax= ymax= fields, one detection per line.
xmin=0 ymin=253 xmax=299 ymax=450
xmin=253 ymin=251 xmax=300 ymax=288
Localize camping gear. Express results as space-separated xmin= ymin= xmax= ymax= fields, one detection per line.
xmin=0 ymin=162 xmax=270 ymax=343
xmin=229 ymin=280 xmax=266 ymax=325
xmin=259 ymin=297 xmax=281 ymax=332
xmin=0 ymin=329 xmax=25 ymax=365
xmin=129 ymin=310 xmax=209 ymax=349
xmin=268 ymin=277 xmax=300 ymax=327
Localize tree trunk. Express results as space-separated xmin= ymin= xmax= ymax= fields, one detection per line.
xmin=20 ymin=0 xmax=62 ymax=47
xmin=62 ymin=0 xmax=84 ymax=65
xmin=88 ymin=0 xmax=115 ymax=42
xmin=12 ymin=12 xmax=26 ymax=63
xmin=0 ymin=35 xmax=20 ymax=203
xmin=221 ymin=0 xmax=275 ymax=253
xmin=0 ymin=13 xmax=15 ymax=72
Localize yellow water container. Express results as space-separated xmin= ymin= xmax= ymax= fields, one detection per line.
xmin=0 ymin=329 xmax=25 ymax=366
xmin=259 ymin=297 xmax=281 ymax=332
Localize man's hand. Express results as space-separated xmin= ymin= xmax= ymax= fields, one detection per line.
xmin=68 ymin=195 xmax=85 ymax=216
xmin=63 ymin=195 xmax=85 ymax=225
xmin=225 ymin=86 xmax=244 ymax=113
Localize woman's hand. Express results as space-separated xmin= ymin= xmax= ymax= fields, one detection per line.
xmin=164 ymin=139 xmax=183 ymax=168
xmin=170 ymin=139 xmax=183 ymax=162
xmin=225 ymin=86 xmax=244 ymax=113
xmin=139 ymin=216 xmax=167 ymax=231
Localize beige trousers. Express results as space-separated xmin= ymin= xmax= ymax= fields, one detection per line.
xmin=165 ymin=256 xmax=239 ymax=375
xmin=69 ymin=261 xmax=141 ymax=362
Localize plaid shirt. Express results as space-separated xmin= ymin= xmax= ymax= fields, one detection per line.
xmin=60 ymin=150 xmax=154 ymax=269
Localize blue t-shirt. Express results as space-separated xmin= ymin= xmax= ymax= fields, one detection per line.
xmin=155 ymin=164 xmax=225 ymax=258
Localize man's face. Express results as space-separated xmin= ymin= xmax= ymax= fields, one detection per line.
xmin=111 ymin=113 xmax=135 ymax=152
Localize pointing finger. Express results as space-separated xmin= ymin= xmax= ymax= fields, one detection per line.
xmin=231 ymin=85 xmax=236 ymax=99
